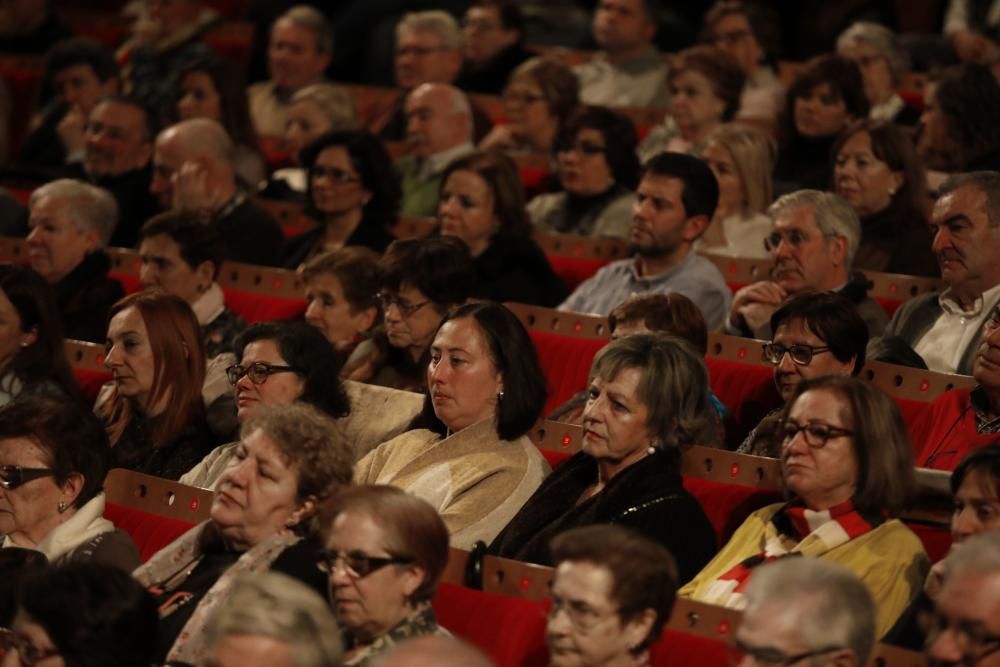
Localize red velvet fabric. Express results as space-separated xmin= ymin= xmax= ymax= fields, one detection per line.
xmin=103 ymin=501 xmax=196 ymax=562
xmin=527 ymin=329 xmax=607 ymax=416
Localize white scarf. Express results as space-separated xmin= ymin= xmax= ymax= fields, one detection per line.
xmin=2 ymin=494 xmax=115 ymax=563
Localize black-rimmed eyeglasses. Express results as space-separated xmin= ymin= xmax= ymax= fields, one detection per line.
xmin=777 ymin=419 xmax=855 ymax=449
xmin=726 ymin=636 xmax=846 ymax=666
xmin=376 ymin=292 xmax=431 ymax=318
xmin=0 ymin=466 xmax=56 ymax=491
xmin=762 ymin=343 xmax=832 ymax=366
xmin=226 ymin=362 xmax=302 ymax=386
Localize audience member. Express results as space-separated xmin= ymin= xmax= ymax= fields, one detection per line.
xmin=573 ymin=0 xmax=669 ymax=109
xmin=98 ymin=290 xmax=218 ymax=480
xmin=317 ymin=485 xmax=450 ymax=664
xmin=138 ymin=210 xmax=246 ymax=358
xmin=455 ymin=0 xmax=532 ymax=95
xmin=282 ymin=130 xmax=400 ymax=268
xmin=878 ymin=172 xmax=1000 ymax=374
xmin=727 ymin=190 xmax=887 ymax=339
xmin=378 ymin=635 xmax=493 ymax=667
xmin=20 ymin=38 xmax=120 ymax=173
xmin=547 ymin=525 xmax=679 ymax=667
xmin=0 ymin=0 xmax=71 ymax=54
xmin=248 ymin=6 xmax=335 ymax=137
xmin=832 ymin=119 xmax=938 ymax=276
xmin=203 ymin=572 xmax=344 ymax=667
xmin=26 ymin=179 xmax=124 ymax=344
xmin=491 ymin=333 xmax=717 ymax=582
xmin=528 ymin=105 xmax=639 ymax=239
xmin=918 ymin=64 xmax=1000 ymax=173
xmin=355 ymin=302 xmax=549 ymax=548
xmin=738 ymin=292 xmax=868 ymax=458
xmin=0 ymin=396 xmax=139 ymax=570
xmin=945 ymin=0 xmax=1000 ymax=63
xmin=135 ymin=403 xmax=351 ymax=664
xmin=733 ymin=558 xmax=877 ymax=667
xmin=774 ymin=55 xmax=870 ymax=193
xmin=438 ymin=150 xmax=568 ymax=306
xmin=695 ymin=124 xmax=775 ymax=258
xmin=837 ymin=22 xmax=921 ymax=126
xmin=639 ymin=45 xmax=744 ymax=160
xmin=151 ymin=118 xmax=283 ymax=266
xmin=397 ymin=83 xmax=475 ymax=217
xmin=559 ymin=152 xmax=731 ymax=330
xmin=683 ymin=375 xmax=927 ymax=637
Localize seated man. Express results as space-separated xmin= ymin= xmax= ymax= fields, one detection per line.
xmin=737 ymin=291 xmax=868 ymax=458
xmin=151 ymin=118 xmax=283 ymax=266
xmin=573 ymin=0 xmax=669 ymax=109
xmin=397 ymin=83 xmax=475 ymax=217
xmin=728 ymin=189 xmax=887 ymax=339
xmin=248 ymin=5 xmax=342 ymax=137
xmin=559 ymin=152 xmax=731 ymax=330
xmin=455 ymin=0 xmax=531 ymax=95
xmin=878 ymin=171 xmax=1000 ymax=374
xmin=736 ymin=558 xmax=876 ymax=667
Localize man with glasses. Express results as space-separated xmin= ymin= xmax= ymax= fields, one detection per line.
xmin=727 ymin=189 xmax=887 ymax=339
xmin=455 ymin=0 xmax=530 ymax=95
xmin=733 ymin=558 xmax=876 ymax=667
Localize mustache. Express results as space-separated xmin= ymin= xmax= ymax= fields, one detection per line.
xmin=937 ymin=249 xmax=963 ymax=263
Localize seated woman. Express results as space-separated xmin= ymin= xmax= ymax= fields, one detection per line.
xmin=99 ymin=290 xmax=218 ymax=480
xmin=355 ymin=302 xmax=550 ymax=548
xmin=639 ymin=45 xmax=745 ymax=161
xmin=301 ymin=247 xmax=381 ymax=368
xmin=773 ymin=55 xmax=869 ymax=193
xmin=695 ymin=124 xmax=775 ymax=259
xmin=547 ymin=525 xmax=679 ymax=667
xmin=527 ymin=106 xmax=639 ymax=240
xmin=491 ymin=333 xmax=717 ymax=582
xmin=438 ymin=150 xmax=568 ymax=307
xmin=135 ymin=402 xmax=354 ymax=664
xmin=281 ymin=130 xmax=400 ymax=268
xmin=5 ymin=562 xmax=158 ymax=667
xmin=680 ymin=375 xmax=928 ymax=637
xmin=318 ymin=485 xmax=450 ymax=664
xmin=836 ymin=22 xmax=921 ymax=126
xmin=345 ymin=237 xmax=475 ymax=391
xmin=480 ymin=56 xmax=579 ymax=155
xmin=0 ymin=396 xmax=139 ymax=570
xmin=0 ymin=264 xmax=82 ymax=406
xmin=180 ymin=321 xmax=351 ymax=489
xmin=831 ymin=119 xmax=937 ymax=277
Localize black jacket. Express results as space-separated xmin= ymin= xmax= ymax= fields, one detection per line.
xmin=54 ymin=251 xmax=124 ymax=343
xmin=472 ymin=235 xmax=568 ymax=307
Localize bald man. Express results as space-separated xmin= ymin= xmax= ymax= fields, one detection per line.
xmin=396 ymin=83 xmax=475 ymax=217
xmin=152 ymin=119 xmax=282 ymax=266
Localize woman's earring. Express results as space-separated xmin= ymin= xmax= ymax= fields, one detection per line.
xmin=497 ymin=390 xmax=505 ymax=403
xmin=647 ymin=442 xmax=658 ymax=455
xmin=57 ymin=500 xmax=67 ymax=513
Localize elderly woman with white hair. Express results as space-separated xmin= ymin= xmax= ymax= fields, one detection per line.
xmin=837 ymin=22 xmax=921 ymax=126
xmin=26 ymin=178 xmax=123 ymax=343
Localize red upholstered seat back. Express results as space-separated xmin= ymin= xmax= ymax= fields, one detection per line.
xmin=103 ymin=501 xmax=196 ymax=562
xmin=545 ymin=256 xmax=613 ymax=292
xmin=682 ymin=475 xmax=782 ymax=547
xmin=223 ymin=290 xmax=306 ymax=323
xmin=651 ymin=629 xmax=732 ymax=667
xmin=906 ymin=522 xmax=952 ymax=564
xmin=527 ymin=329 xmax=606 ymax=415
xmin=704 ymin=356 xmax=782 ymax=449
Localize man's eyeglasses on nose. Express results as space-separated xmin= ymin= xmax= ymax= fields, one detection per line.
xmin=377 ymin=292 xmax=431 ymax=318
xmin=726 ymin=636 xmax=846 ymax=666
xmin=226 ymin=362 xmax=302 ymax=385
xmin=763 ymin=230 xmax=840 ymax=253
xmin=312 ymin=166 xmax=359 ymax=184
xmin=316 ymin=550 xmax=414 ymax=578
xmin=0 ymin=466 xmax=56 ymax=490
xmin=777 ymin=419 xmax=854 ymax=449
xmin=762 ymin=342 xmax=832 ymax=366
xmin=920 ymin=609 xmax=1000 ymax=665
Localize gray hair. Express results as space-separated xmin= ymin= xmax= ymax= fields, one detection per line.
xmin=937 ymin=171 xmax=1000 ymax=228
xmin=396 ymin=10 xmax=462 ymax=50
xmin=836 ymin=21 xmax=908 ymax=79
xmin=744 ymin=558 xmax=876 ymax=666
xmin=29 ymin=179 xmax=118 ymax=247
xmin=290 ymin=83 xmax=359 ymax=130
xmin=941 ymin=531 xmax=1000 ymax=580
xmin=767 ymin=189 xmax=861 ymax=268
xmin=278 ymin=5 xmax=333 ymax=55
xmin=204 ymin=572 xmax=343 ymax=667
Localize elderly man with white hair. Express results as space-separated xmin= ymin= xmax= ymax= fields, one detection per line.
xmin=27 ymin=179 xmax=124 ymax=342
xmin=151 ymin=118 xmax=283 ymax=266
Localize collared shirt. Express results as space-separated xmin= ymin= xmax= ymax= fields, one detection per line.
xmin=971 ymin=386 xmax=1000 ymax=433
xmin=573 ymin=45 xmax=670 ymax=109
xmin=557 ymin=252 xmax=732 ymax=330
xmin=416 ymin=141 xmax=475 ymax=181
xmin=915 ymin=282 xmax=1000 ymax=373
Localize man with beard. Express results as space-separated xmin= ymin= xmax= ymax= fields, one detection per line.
xmin=878 ymin=171 xmax=1000 ymax=374
xmin=727 ymin=189 xmax=887 ymax=339
xmin=558 ymin=152 xmax=729 ymax=329
xmin=396 ymin=83 xmax=474 ymax=217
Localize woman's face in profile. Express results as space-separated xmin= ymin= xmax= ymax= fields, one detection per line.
xmin=581 ymin=367 xmax=653 ymax=469
xmin=104 ymin=306 xmax=157 ymax=410
xmin=0 ymin=288 xmax=29 ymax=375
xmin=285 ymin=100 xmax=332 ymax=158
xmin=833 ymin=130 xmax=902 ymax=218
xmin=176 ymin=71 xmax=222 ymax=123
xmin=234 ymin=339 xmax=306 ymax=422
xmin=0 ymin=436 xmax=68 ymax=547
xmin=557 ymin=128 xmax=614 ymax=198
xmin=311 ymin=146 xmax=370 ymax=218
xmin=794 ymin=83 xmax=850 ymax=138
xmin=427 ymin=316 xmax=503 ymax=434
xmin=438 ymin=169 xmax=499 ymax=258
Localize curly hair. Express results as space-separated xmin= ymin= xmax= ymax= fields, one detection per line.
xmin=557 ymin=105 xmax=639 ymax=189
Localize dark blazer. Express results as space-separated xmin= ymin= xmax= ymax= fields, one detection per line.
xmin=473 ymin=235 xmax=568 ymax=307
xmin=280 ymin=218 xmax=395 ymax=269
xmin=54 ymin=251 xmax=125 ymax=343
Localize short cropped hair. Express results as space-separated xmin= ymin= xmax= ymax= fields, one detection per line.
xmin=508 ymin=57 xmax=580 ymax=126
xmin=770 ymin=291 xmax=868 ymax=374
xmin=140 ymin=209 xmax=225 ymax=279
xmin=836 ymin=22 xmax=908 ymax=80
xmin=558 ymin=106 xmax=639 ymax=189
xmin=767 ymin=189 xmax=861 ymax=267
xmin=379 ymin=236 xmax=475 ymax=309
xmin=937 ymin=171 xmax=1000 ymax=228
xmin=551 ymin=525 xmax=678 ymax=653
xmin=29 ymin=179 xmax=118 ymax=247
xmin=45 ymin=36 xmax=118 ymax=85
xmin=397 ymin=10 xmax=462 ymax=50
xmin=300 ymin=246 xmax=381 ymax=316
xmin=951 ymin=443 xmax=1000 ymax=497
xmin=609 ymin=293 xmax=707 ymax=355
xmin=787 ymin=55 xmax=870 ymax=123
xmin=642 ymin=152 xmax=719 ymax=221
xmin=668 ymin=45 xmax=745 ymax=122
xmin=278 ymin=5 xmax=334 ymax=54
xmin=289 ymin=83 xmax=359 ymax=131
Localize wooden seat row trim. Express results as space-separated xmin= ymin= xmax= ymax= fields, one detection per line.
xmin=65 ymin=339 xmax=106 ymax=371
xmin=506 ymin=302 xmax=609 ymax=339
xmin=681 ymin=445 xmax=783 ymax=488
xmin=532 ymin=231 xmax=629 ymax=260
xmin=864 ymin=359 xmax=975 ymax=401
xmin=104 ymin=468 xmax=214 ymax=523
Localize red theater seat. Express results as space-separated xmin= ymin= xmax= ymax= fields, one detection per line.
xmin=103 ymin=501 xmax=196 ymax=562
xmin=705 ymin=333 xmax=783 ymax=450
xmin=529 ymin=420 xmax=581 ymax=469
xmin=65 ymin=339 xmax=112 ymax=404
xmin=698 ymin=254 xmax=773 ymax=295
xmin=650 ymin=599 xmax=741 ymax=667
xmin=906 ymin=521 xmax=952 ymax=564
xmin=218 ymin=262 xmax=306 ymax=323
xmin=533 ymin=231 xmax=629 ymax=291
xmin=863 ymin=270 xmax=942 ymax=319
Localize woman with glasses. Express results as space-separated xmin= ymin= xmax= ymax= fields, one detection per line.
xmin=681 ymin=375 xmax=929 ymax=638
xmin=836 ymin=22 xmax=920 ymax=126
xmin=527 ymin=106 xmax=639 ymax=240
xmin=317 ymin=485 xmax=449 ymax=665
xmin=181 ymin=322 xmax=350 ymax=489
xmin=281 ymin=129 xmax=400 ymax=269
xmin=98 ymin=290 xmax=218 ymax=481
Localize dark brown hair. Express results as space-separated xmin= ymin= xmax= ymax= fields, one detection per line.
xmin=608 ymin=293 xmax=708 ymax=355
xmin=300 ymin=246 xmax=382 ymax=316
xmin=439 ymin=149 xmax=530 ymax=239
xmin=668 ymin=45 xmax=746 ymax=122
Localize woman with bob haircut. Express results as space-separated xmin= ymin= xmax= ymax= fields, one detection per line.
xmin=836 ymin=22 xmax=921 ymax=126
xmin=355 ymin=302 xmax=550 ymax=548
xmin=491 ymin=333 xmax=717 ymax=582
xmin=437 ymin=150 xmax=567 ymax=306
xmin=547 ymin=524 xmax=679 ymax=667
xmin=317 ymin=485 xmax=450 ymax=664
xmin=528 ymin=105 xmax=640 ymax=240
xmin=681 ymin=375 xmax=928 ymax=637
xmin=281 ymin=129 xmax=400 ymax=268
xmin=98 ymin=290 xmax=218 ymax=480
